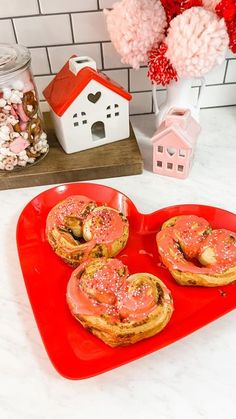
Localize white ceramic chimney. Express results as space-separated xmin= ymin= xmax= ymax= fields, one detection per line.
xmin=69 ymin=56 xmax=97 ymax=76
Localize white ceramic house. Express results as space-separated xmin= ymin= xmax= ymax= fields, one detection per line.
xmin=152 ymin=109 xmax=201 ymax=179
xmin=43 ymin=56 xmax=132 ymax=153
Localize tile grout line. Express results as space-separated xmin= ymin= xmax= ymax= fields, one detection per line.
xmin=69 ymin=14 xmax=75 ymax=44
xmin=39 ymin=102 xmax=236 ymax=114
xmin=99 ymin=42 xmax=105 ymax=70
xmin=11 ymin=18 xmax=18 ymax=43
xmin=36 ymin=0 xmax=42 ymax=14
xmin=223 ymin=59 xmax=229 ymax=84
xmin=0 ymin=9 xmax=105 ymax=20
xmin=127 ymin=69 xmax=130 ymax=92
xmin=45 ymin=48 xmax=53 ymax=74
xmin=28 ymin=41 xmax=111 ymax=49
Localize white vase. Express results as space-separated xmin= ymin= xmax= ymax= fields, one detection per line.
xmin=153 ymin=77 xmax=205 ymax=127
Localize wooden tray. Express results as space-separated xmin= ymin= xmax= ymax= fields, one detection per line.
xmin=0 ymin=113 xmax=143 ymax=190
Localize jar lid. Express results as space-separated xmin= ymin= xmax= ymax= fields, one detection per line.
xmin=0 ymin=44 xmax=30 ymax=76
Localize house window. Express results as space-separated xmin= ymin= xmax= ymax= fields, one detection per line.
xmin=178 ymin=165 xmax=184 ymax=172
xmin=73 ymin=112 xmax=87 ymax=127
xmin=157 ymin=161 xmax=162 ymax=167
xmin=167 ymin=163 xmax=173 ymax=169
xmin=179 ymin=149 xmax=186 ymax=157
xmin=106 ymin=104 xmax=120 ymax=118
xmin=158 ymin=146 xmax=163 ymax=153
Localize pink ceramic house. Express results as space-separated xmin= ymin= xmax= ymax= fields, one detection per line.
xmin=152 ymin=108 xmax=201 ymax=179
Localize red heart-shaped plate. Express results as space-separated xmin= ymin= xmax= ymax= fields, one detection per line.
xmin=16 ymin=183 xmax=236 ymax=379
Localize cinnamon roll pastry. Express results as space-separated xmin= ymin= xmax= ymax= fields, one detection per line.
xmin=66 ymin=258 xmax=173 ymax=347
xmin=46 ymin=196 xmax=129 ymax=267
xmin=157 ymin=215 xmax=236 ymax=287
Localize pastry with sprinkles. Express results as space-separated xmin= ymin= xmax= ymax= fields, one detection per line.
xmin=66 ymin=258 xmax=173 ymax=346
xmin=156 ymin=215 xmax=236 ymax=287
xmin=46 ymin=195 xmax=129 ymax=267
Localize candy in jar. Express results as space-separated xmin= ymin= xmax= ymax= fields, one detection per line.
xmin=0 ymin=44 xmax=48 ymax=171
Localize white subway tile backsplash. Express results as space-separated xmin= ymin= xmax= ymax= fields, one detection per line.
xmin=225 ymin=60 xmax=236 ymax=83
xmin=130 ymin=67 xmax=153 ymax=92
xmin=0 ymin=0 xmax=38 ymax=18
xmin=29 ymin=48 xmax=50 ymax=75
xmin=204 ymin=60 xmax=226 ymax=85
xmin=130 ymin=92 xmax=152 ymax=115
xmin=226 ymin=50 xmax=235 ymax=59
xmin=39 ymin=0 xmax=98 ymax=14
xmin=99 ymin=0 xmax=116 ymax=8
xmin=193 ymin=61 xmax=227 ymax=87
xmin=199 ymin=84 xmax=236 ymax=107
xmin=1 ymin=2 xmax=234 ymax=114
xmin=0 ymin=20 xmax=16 ymax=44
xmin=35 ymin=75 xmax=54 ymax=100
xmin=48 ymin=44 xmax=102 ymax=73
xmin=153 ymin=90 xmax=167 ymax=111
xmin=102 ymin=69 xmax=128 ymax=91
xmin=102 ymin=43 xmax=128 ymax=69
xmin=14 ymin=15 xmax=72 ymax=47
xmin=72 ymin=12 xmax=110 ymax=43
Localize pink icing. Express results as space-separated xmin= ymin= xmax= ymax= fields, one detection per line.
xmin=172 ymin=215 xmax=210 ymax=258
xmin=67 ymin=259 xmax=128 ymax=320
xmin=157 ymin=220 xmax=236 ymax=274
xmin=85 ymin=207 xmax=126 ymax=244
xmin=199 ymin=229 xmax=236 ymax=267
xmin=46 ymin=195 xmax=95 ymax=233
xmin=117 ymin=282 xmax=157 ymax=321
xmin=67 ymin=259 xmax=166 ymax=324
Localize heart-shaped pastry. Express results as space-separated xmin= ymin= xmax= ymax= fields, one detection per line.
xmin=46 ymin=196 xmax=129 ymax=267
xmin=87 ymin=92 xmax=101 ymax=103
xmin=157 ymin=215 xmax=236 ymax=287
xmin=66 ymin=258 xmax=173 ymax=347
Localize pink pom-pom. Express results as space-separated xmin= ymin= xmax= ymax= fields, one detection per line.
xmin=104 ymin=0 xmax=167 ymax=69
xmin=165 ymin=7 xmax=229 ymax=77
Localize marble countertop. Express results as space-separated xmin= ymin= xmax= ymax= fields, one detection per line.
xmin=1 ymin=107 xmax=236 ymax=419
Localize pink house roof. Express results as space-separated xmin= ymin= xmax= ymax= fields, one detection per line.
xmin=43 ymin=56 xmax=132 ymax=117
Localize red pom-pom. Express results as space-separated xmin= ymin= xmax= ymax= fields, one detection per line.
xmin=148 ymin=43 xmax=178 ymax=86
xmin=160 ymin=0 xmax=202 ymax=22
xmin=216 ymin=0 xmax=236 ymax=52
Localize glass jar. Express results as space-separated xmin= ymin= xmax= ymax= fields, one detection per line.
xmin=0 ymin=43 xmax=48 ymax=171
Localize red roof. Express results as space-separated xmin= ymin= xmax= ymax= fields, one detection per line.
xmin=43 ymin=56 xmax=132 ymax=116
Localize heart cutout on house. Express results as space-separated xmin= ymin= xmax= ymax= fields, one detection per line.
xmin=167 ymin=147 xmax=176 ymax=156
xmin=88 ymin=92 xmax=101 ymax=104
xmin=16 ymin=182 xmax=236 ymax=379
